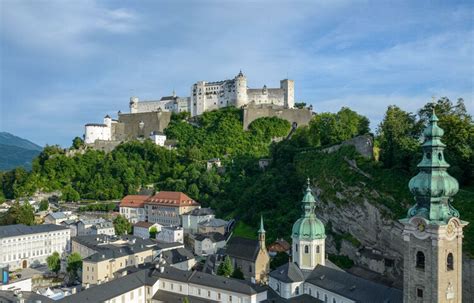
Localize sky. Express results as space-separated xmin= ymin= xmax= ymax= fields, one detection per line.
xmin=0 ymin=0 xmax=473 ymax=147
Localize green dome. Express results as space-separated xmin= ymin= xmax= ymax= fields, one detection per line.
xmin=292 ymin=217 xmax=326 ymax=240
xmin=292 ymin=178 xmax=326 ymax=240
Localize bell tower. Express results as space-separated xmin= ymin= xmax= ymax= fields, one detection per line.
xmin=400 ymin=110 xmax=468 ymax=303
xmin=291 ymin=178 xmax=326 ymax=270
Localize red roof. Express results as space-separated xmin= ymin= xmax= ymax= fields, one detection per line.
xmin=268 ymin=239 xmax=291 ymax=253
xmin=120 ymin=195 xmax=150 ymax=208
xmin=145 ymin=191 xmax=200 ymax=207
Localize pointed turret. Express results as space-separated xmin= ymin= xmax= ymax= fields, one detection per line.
xmin=407 ymin=109 xmax=460 ymax=222
xmin=258 ymin=215 xmax=266 ymax=251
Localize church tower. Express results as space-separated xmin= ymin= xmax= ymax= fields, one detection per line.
xmin=258 ymin=215 xmax=266 ymax=252
xmin=400 ymin=111 xmax=468 ymax=303
xmin=292 ymin=179 xmax=326 ymax=270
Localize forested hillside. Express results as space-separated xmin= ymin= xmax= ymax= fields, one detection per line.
xmin=0 ymin=99 xmax=473 ymax=254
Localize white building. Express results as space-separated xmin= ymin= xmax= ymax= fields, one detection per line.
xmin=133 ymin=221 xmax=162 ymax=239
xmin=130 ymin=93 xmax=190 ymax=114
xmin=192 ymin=232 xmax=228 ymax=256
xmin=44 ymin=211 xmax=77 ymax=225
xmin=149 ymin=131 xmax=167 ymax=147
xmin=0 ymin=224 xmax=70 ymax=270
xmin=84 ymin=115 xmax=115 ymax=144
xmin=181 ymin=208 xmax=215 ymax=234
xmin=119 ymin=195 xmax=149 ymax=224
xmin=190 ymin=71 xmax=294 ymax=116
xmin=156 ymin=226 xmax=183 ymax=244
xmin=77 ymin=218 xmax=114 ymax=236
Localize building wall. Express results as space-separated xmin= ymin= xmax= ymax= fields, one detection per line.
xmin=402 ymin=217 xmax=464 ymax=303
xmin=292 ymin=239 xmax=325 ymax=271
xmin=105 ymin=285 xmax=147 ymax=303
xmin=198 ymin=225 xmax=226 ymax=235
xmin=117 ymin=111 xmax=172 ymax=141
xmin=156 ymin=227 xmax=183 ymax=243
xmin=182 ymin=213 xmax=215 ymax=234
xmin=83 ymin=249 xmax=154 ymax=285
xmin=120 ymin=206 xmax=146 ymax=224
xmin=242 ymin=103 xmax=312 ymax=130
xmin=0 ymin=229 xmax=70 ymax=270
xmin=304 ymin=283 xmax=355 ymax=303
xmin=268 ymin=277 xmax=303 ymax=299
xmin=85 ymin=125 xmax=111 ymax=144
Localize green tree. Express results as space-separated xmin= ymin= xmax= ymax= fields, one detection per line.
xmin=294 ymin=102 xmax=307 ymax=109
xmin=309 ymin=107 xmax=370 ymax=147
xmin=377 ymin=105 xmax=421 ymax=171
xmin=66 ymin=252 xmax=82 ymax=281
xmin=113 ymin=215 xmax=132 ymax=235
xmin=231 ymin=266 xmax=245 ymax=280
xmin=217 ymin=256 xmax=233 ymax=278
xmin=418 ymin=98 xmax=474 ymax=185
xmin=61 ymin=185 xmax=80 ymax=202
xmin=38 ymin=200 xmax=49 ymax=211
xmin=72 ymin=137 xmax=84 ymax=149
xmin=3 ymin=201 xmax=36 ymax=225
xmin=270 ymin=251 xmax=290 ymax=270
xmin=47 ymin=251 xmax=61 ymax=275
xmin=149 ymin=226 xmax=158 ymax=239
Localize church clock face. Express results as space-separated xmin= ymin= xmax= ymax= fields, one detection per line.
xmin=417 ymin=222 xmax=426 ymax=232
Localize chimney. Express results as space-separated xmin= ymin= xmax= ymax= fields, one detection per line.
xmin=72 ymin=287 xmax=77 ymax=294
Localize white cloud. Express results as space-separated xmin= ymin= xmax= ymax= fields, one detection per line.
xmin=0 ymin=0 xmax=138 ymax=56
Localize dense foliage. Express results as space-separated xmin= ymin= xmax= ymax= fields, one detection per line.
xmin=0 ymin=99 xmax=473 ymax=256
xmin=113 ymin=214 xmax=132 ymax=235
xmin=47 ymin=251 xmax=61 ymax=275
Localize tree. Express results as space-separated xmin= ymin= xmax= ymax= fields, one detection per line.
xmin=270 ymin=252 xmax=290 ymax=270
xmin=38 ymin=200 xmax=49 ymax=211
xmin=66 ymin=252 xmax=82 ymax=281
xmin=294 ymin=102 xmax=307 ymax=109
xmin=231 ymin=266 xmax=244 ymax=280
xmin=309 ymin=107 xmax=370 ymax=147
xmin=149 ymin=226 xmax=158 ymax=239
xmin=377 ymin=105 xmax=421 ymax=171
xmin=72 ymin=136 xmax=84 ymax=149
xmin=61 ymin=185 xmax=80 ymax=202
xmin=2 ymin=201 xmax=36 ymax=226
xmin=217 ymin=256 xmax=233 ymax=278
xmin=113 ymin=215 xmax=132 ymax=235
xmin=47 ymin=252 xmax=61 ymax=275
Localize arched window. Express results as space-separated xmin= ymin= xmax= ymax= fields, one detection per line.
xmin=447 ymin=253 xmax=454 ymax=271
xmin=316 ymin=245 xmax=320 ymax=253
xmin=324 ymin=294 xmax=328 ymax=302
xmin=295 ymin=286 xmax=299 ymax=295
xmin=416 ymin=251 xmax=425 ymax=269
xmin=305 ymin=245 xmax=309 ymax=254
xmin=295 ymin=244 xmax=298 ymax=252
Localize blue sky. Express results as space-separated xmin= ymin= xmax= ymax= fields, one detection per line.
xmin=1 ymin=0 xmax=473 ymax=147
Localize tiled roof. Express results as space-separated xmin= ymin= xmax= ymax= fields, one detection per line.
xmin=119 ymin=195 xmax=150 ymax=208
xmin=183 ymin=207 xmax=215 ymax=216
xmin=0 ymin=224 xmax=69 ymax=239
xmin=225 ymin=237 xmax=260 ymax=262
xmin=145 ymin=191 xmax=200 ymax=207
xmin=162 ymin=248 xmax=195 ymax=264
xmin=306 ymin=265 xmax=402 ymax=303
xmin=269 ymin=262 xmax=305 ymax=283
xmin=193 ymin=232 xmax=227 ymax=243
xmin=199 ymin=218 xmax=228 ymax=228
xmin=268 ymin=239 xmax=291 ymax=252
xmin=134 ymin=221 xmax=155 ymax=228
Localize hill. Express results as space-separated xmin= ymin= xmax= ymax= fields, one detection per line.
xmin=0 ymin=132 xmax=42 ymax=171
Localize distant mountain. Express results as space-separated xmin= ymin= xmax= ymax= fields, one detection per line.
xmin=0 ymin=132 xmax=43 ymax=171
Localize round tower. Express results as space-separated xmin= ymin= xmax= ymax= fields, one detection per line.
xmin=292 ymin=178 xmax=326 ymax=270
xmin=130 ymin=96 xmax=139 ymax=114
xmin=234 ymin=70 xmax=248 ymax=108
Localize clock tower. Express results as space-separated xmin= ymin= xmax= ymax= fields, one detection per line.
xmin=400 ymin=111 xmax=468 ymax=303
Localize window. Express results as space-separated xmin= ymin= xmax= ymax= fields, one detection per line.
xmin=333 ymin=299 xmax=336 ymax=303
xmin=208 ymin=290 xmax=211 ymax=297
xmin=447 ymin=253 xmax=454 ymax=271
xmin=416 ymin=251 xmax=425 ymax=269
xmin=305 ymin=245 xmax=309 ymax=254
xmin=417 ymin=288 xmax=423 ymax=298
xmin=249 ymin=265 xmax=252 ymax=273
xmin=218 ymin=293 xmax=221 ymax=300
xmin=325 ymin=294 xmax=328 ymax=302
xmin=229 ymin=296 xmax=232 ymax=302
xmin=316 ymin=245 xmax=320 ymax=253
xmin=295 ymin=286 xmax=299 ymax=295
xmin=295 ymin=244 xmax=298 ymax=252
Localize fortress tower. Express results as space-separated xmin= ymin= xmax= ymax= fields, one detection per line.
xmin=291 ymin=179 xmax=326 ymax=270
xmin=400 ymin=111 xmax=468 ymax=303
xmin=234 ymin=70 xmax=248 ymax=108
xmin=130 ymin=96 xmax=139 ymax=114
xmin=280 ymin=79 xmax=295 ymax=109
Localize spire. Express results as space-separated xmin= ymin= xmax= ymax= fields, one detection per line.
xmin=302 ymin=178 xmax=317 ymax=218
xmin=407 ymin=111 xmax=459 ymax=221
xmin=258 ymin=215 xmax=265 ymax=234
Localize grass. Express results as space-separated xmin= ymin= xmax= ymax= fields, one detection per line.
xmin=233 ymin=220 xmax=257 ymax=239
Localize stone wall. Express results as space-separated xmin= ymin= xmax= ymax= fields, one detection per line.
xmin=242 ymin=103 xmax=313 ymax=130
xmin=322 ymin=135 xmax=374 ymax=159
xmin=117 ymin=111 xmax=171 ymax=140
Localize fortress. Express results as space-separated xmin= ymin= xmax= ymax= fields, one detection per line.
xmin=84 ymin=71 xmax=312 ymax=148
